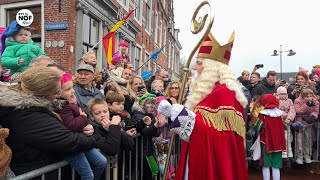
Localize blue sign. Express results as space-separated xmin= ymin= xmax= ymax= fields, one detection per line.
xmin=45 ymin=22 xmax=68 ymax=31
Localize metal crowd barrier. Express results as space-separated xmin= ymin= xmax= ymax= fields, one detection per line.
xmin=9 ymin=116 xmax=320 ymax=180
xmin=9 ymin=126 xmax=180 ymax=180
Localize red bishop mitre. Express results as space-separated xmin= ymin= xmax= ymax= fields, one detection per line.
xmin=196 ymin=31 xmax=235 ymax=65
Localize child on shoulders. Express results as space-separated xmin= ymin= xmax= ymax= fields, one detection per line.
xmin=1 ymin=20 xmax=45 ymax=75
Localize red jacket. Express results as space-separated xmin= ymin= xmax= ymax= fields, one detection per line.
xmin=58 ymin=102 xmax=88 ymax=132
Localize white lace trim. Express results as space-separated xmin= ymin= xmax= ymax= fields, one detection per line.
xmin=170 ymin=108 xmax=196 ymax=142
xmin=259 ymin=108 xmax=282 ymax=117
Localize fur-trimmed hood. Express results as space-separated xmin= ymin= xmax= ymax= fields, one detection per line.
xmin=131 ymin=102 xmax=144 ymax=113
xmin=0 ymin=85 xmax=64 ymax=111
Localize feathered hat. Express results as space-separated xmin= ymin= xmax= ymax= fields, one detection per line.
xmin=111 ymin=53 xmax=123 ymax=65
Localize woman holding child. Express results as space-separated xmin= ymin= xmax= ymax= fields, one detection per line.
xmin=0 ymin=67 xmax=96 ymax=177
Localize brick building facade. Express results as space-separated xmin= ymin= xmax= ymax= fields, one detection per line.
xmin=0 ymin=0 xmax=182 ymax=79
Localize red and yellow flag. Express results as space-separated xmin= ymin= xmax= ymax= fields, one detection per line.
xmin=103 ymin=9 xmax=135 ymax=65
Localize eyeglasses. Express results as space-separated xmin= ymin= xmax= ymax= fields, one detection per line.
xmin=170 ymin=87 xmax=179 ymax=90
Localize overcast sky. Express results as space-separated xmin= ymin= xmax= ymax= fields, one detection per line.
xmin=173 ymin=0 xmax=320 ymax=77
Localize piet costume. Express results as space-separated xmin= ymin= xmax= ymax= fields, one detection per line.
xmin=158 ymin=29 xmax=248 ymax=180
xmin=253 ymin=94 xmax=286 ymax=168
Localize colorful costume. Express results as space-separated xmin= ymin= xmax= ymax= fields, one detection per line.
xmin=158 ymin=28 xmax=248 ymax=180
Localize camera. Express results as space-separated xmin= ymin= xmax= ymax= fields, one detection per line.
xmin=255 ymin=64 xmax=264 ymax=69
xmin=137 ymin=85 xmax=145 ymax=92
xmin=295 ymin=83 xmax=301 ymax=88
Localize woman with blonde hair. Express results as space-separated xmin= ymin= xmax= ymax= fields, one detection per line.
xmin=0 ymin=66 xmax=96 ymax=177
xmin=164 ymin=81 xmax=181 ymax=104
xmin=126 ymin=76 xmax=148 ymax=101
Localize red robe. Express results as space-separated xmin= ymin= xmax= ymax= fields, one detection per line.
xmin=175 ymin=84 xmax=248 ymax=180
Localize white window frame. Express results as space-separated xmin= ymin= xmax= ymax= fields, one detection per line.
xmin=134 ymin=0 xmax=143 ymax=25
xmin=145 ymin=0 xmax=152 ymax=33
xmin=154 ymin=12 xmax=158 ymax=43
xmin=145 ymin=52 xmax=150 ymax=71
xmin=168 ymin=41 xmax=171 ymax=69
xmin=159 ymin=21 xmax=162 ymax=47
xmin=134 ymin=45 xmax=142 ymax=75
xmin=163 ymin=29 xmax=166 ymax=51
xmin=153 ymin=62 xmax=157 ymax=74
xmin=117 ymin=0 xmax=129 ymax=11
xmin=0 ymin=0 xmax=45 ymax=49
xmin=171 ymin=45 xmax=175 ymax=69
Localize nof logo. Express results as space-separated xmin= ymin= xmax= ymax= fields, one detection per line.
xmin=16 ymin=9 xmax=34 ymax=27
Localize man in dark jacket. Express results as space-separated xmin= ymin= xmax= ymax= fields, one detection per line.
xmin=74 ymin=64 xmax=105 ymax=115
xmin=145 ymin=68 xmax=169 ymax=92
xmin=252 ymin=70 xmax=277 ymax=97
xmin=245 ymin=72 xmax=261 ymax=97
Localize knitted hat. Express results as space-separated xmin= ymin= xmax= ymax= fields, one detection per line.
xmin=111 ymin=54 xmax=123 ymax=65
xmin=138 ymin=93 xmax=157 ymax=105
xmin=276 ymin=86 xmax=287 ymax=95
xmin=141 ymin=70 xmax=152 ymax=81
xmin=0 ymin=128 xmax=12 ymax=178
xmin=156 ymin=96 xmax=166 ymax=104
xmin=118 ymin=41 xmax=128 ymax=47
xmin=259 ymin=94 xmax=279 ymax=109
xmin=299 ymin=67 xmax=308 ymax=74
xmin=60 ymin=73 xmax=73 ymax=87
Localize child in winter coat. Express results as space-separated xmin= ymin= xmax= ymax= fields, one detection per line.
xmin=57 ymin=73 xmax=107 ymax=180
xmin=87 ymin=98 xmax=133 ymax=157
xmin=132 ymin=93 xmax=163 ymax=179
xmin=276 ymin=86 xmax=296 ymax=158
xmin=294 ymin=88 xmax=319 ymax=164
xmin=110 ymin=53 xmax=125 ymax=78
xmin=1 ymin=20 xmax=45 ymax=75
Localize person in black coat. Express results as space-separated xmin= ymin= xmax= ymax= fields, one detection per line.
xmin=0 ymin=67 xmax=96 ymax=179
xmin=87 ymin=98 xmax=134 ymax=156
xmin=131 ymin=94 xmax=163 ymax=179
xmin=252 ymin=71 xmax=277 ymax=97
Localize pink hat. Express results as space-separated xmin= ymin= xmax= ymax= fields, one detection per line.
xmin=111 ymin=54 xmax=123 ymax=65
xmin=156 ymin=96 xmax=167 ymax=104
xmin=118 ymin=41 xmax=128 ymax=47
xmin=276 ymin=86 xmax=287 ymax=95
xmin=299 ymin=67 xmax=308 ymax=74
xmin=60 ymin=73 xmax=73 ymax=86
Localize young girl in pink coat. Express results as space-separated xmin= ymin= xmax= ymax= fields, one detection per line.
xmin=294 ymin=88 xmax=319 ymax=164
xmin=276 ymin=86 xmax=296 ymax=158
